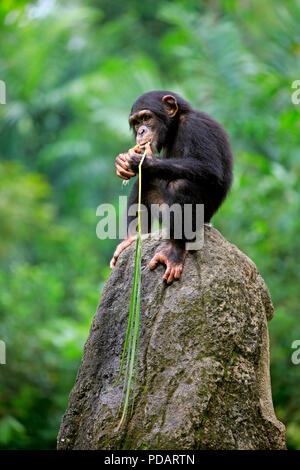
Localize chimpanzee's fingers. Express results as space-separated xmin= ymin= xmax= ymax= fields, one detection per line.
xmin=128 ymin=148 xmax=142 ymax=159
xmin=116 ymin=170 xmax=128 ymax=180
xmin=116 ymin=153 xmax=138 ymax=178
xmin=116 ymin=169 xmax=134 ymax=180
xmin=116 ymin=155 xmax=135 ymax=172
xmin=131 ymin=146 xmax=141 ymax=154
xmin=116 ymin=171 xmax=134 ymax=180
xmin=118 ymin=153 xmax=130 ymax=163
xmin=116 ymin=162 xmax=135 ymax=179
xmin=117 ymin=164 xmax=135 ymax=176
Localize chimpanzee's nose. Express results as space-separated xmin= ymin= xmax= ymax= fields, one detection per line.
xmin=138 ymin=126 xmax=147 ymax=137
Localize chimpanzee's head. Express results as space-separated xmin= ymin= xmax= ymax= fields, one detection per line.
xmin=129 ymin=91 xmax=191 ymax=153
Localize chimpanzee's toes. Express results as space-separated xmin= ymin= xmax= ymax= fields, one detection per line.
xmin=110 ymin=236 xmax=136 ymax=269
xmin=163 ymin=263 xmax=184 ymax=284
xmin=149 ymin=251 xmax=168 ymax=270
xmin=149 ymin=249 xmax=185 ymax=284
xmin=110 ymin=257 xmax=116 ymax=269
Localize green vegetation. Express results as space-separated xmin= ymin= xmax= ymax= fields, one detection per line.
xmin=0 ymin=0 xmax=299 ymax=449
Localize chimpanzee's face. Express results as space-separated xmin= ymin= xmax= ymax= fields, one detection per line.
xmin=129 ymin=94 xmax=179 ymax=153
xmin=129 ymin=109 xmax=160 ymax=152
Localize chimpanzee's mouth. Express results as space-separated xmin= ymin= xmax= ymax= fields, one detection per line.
xmin=139 ymin=140 xmax=157 ymax=153
xmin=138 ymin=141 xmax=150 ymax=149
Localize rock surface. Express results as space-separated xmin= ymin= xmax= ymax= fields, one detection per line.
xmin=57 ymin=226 xmax=286 ymax=450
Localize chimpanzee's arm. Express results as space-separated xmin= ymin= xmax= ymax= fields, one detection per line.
xmin=138 ymin=156 xmax=224 ymax=184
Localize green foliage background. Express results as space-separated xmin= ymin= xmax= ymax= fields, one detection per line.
xmin=0 ymin=0 xmax=299 ymax=449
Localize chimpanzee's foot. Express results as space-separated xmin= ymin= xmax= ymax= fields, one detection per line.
xmin=149 ymin=242 xmax=187 ymax=284
xmin=110 ymin=236 xmax=137 ymax=269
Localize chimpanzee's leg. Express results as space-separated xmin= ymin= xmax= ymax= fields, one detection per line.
xmin=111 ymin=177 xmax=204 ymax=284
xmin=149 ymin=178 xmax=203 ymax=283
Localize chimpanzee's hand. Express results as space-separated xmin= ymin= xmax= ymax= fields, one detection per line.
xmin=127 ymin=147 xmax=144 ymax=173
xmin=115 ymin=149 xmax=137 ymax=180
xmin=128 ymin=144 xmax=154 ymax=173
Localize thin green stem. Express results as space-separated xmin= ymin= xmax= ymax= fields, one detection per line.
xmin=105 ymin=239 xmax=140 ymax=393
xmin=107 ymin=145 xmax=148 ymax=429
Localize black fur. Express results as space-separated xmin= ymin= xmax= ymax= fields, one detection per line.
xmin=128 ymin=90 xmax=233 ymax=231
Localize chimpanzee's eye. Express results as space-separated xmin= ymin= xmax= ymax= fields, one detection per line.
xmin=130 ymin=119 xmax=138 ymax=130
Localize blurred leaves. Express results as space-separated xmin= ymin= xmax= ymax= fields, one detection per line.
xmin=0 ymin=0 xmax=299 ymax=449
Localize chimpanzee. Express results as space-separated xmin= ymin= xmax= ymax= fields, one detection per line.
xmin=110 ymin=91 xmax=233 ymax=284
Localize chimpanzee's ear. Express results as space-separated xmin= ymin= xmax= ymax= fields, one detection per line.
xmin=162 ymin=95 xmax=178 ymax=117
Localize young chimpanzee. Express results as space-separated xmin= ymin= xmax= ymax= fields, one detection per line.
xmin=110 ymin=91 xmax=233 ymax=284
